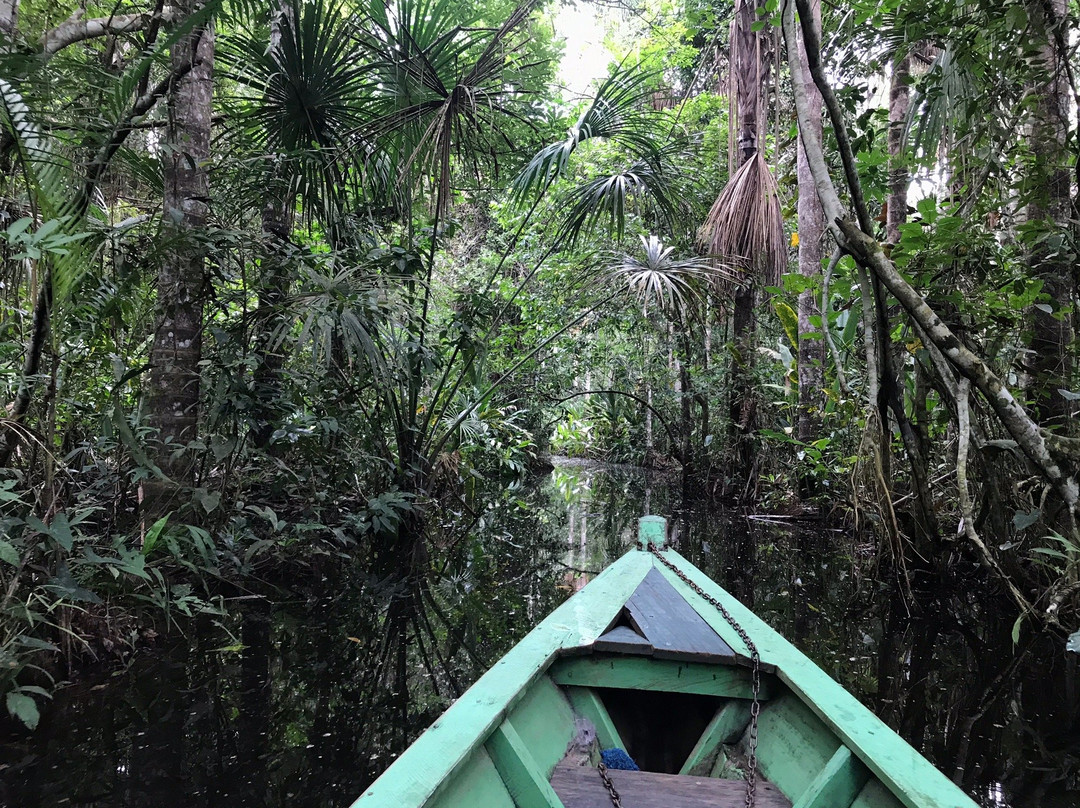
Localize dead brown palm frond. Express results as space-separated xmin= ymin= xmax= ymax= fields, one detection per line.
xmin=697 ymin=150 xmax=786 ymax=290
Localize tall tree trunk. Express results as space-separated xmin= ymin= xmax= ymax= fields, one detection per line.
xmin=1023 ymin=0 xmax=1075 ymax=434
xmin=0 ymin=0 xmax=16 ymax=39
xmin=143 ymin=2 xmax=213 ymax=508
xmin=886 ymin=53 xmax=910 ymax=248
xmin=251 ymin=2 xmax=297 ymax=449
xmin=727 ymin=0 xmax=768 ymax=498
xmin=795 ymin=0 xmax=824 ymax=472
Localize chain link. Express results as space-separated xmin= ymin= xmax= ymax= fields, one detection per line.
xmin=596 ymin=762 xmax=625 ymax=808
xmin=648 ymin=543 xmax=761 ymax=808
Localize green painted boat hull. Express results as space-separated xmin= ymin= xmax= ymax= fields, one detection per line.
xmin=352 ymin=519 xmax=978 ymax=808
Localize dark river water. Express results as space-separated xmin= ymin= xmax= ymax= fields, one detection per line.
xmin=0 ymin=460 xmax=1076 ymax=807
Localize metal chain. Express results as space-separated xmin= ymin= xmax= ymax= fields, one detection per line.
xmin=648 ymin=543 xmax=761 ymax=808
xmin=596 ymin=762 xmax=625 ymax=808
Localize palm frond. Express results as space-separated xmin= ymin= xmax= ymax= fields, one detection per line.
xmin=905 ymin=45 xmax=980 ymax=161
xmin=697 ymin=151 xmax=786 ymax=289
xmin=608 ymin=234 xmax=736 ymax=316
xmin=554 ymin=158 xmax=676 ymax=247
xmin=510 ymin=63 xmax=663 ymax=207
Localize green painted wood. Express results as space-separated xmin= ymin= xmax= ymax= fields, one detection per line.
xmin=549 ymin=655 xmax=772 ymax=699
xmin=648 ymin=549 xmax=980 ymax=808
xmin=351 ymin=551 xmax=653 ymax=808
xmin=425 ymin=747 xmax=516 ymax=808
xmin=506 ymin=675 xmax=577 ymax=777
xmin=752 ymin=692 xmax=841 ymax=799
xmin=792 ymin=746 xmax=871 ymax=808
xmin=564 ymin=687 xmax=626 ymax=750
xmin=850 ymin=779 xmax=907 ymax=808
xmin=679 ymin=699 xmax=752 ymax=776
xmin=550 ymin=655 xmax=754 ymax=699
xmin=638 ymin=515 xmax=666 ymax=549
xmin=485 ymin=720 xmax=565 ymax=808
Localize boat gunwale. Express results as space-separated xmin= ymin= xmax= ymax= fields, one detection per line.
xmin=649 ymin=547 xmax=979 ymax=808
xmin=350 ymin=550 xmax=654 ymax=808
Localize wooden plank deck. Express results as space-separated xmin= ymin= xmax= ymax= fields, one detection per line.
xmin=549 ymin=762 xmax=792 ymax=808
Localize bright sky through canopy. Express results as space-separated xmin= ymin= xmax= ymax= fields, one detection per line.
xmin=553 ymin=3 xmax=610 ymax=97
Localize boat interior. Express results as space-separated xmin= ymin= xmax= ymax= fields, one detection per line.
xmin=425 ymin=566 xmax=911 ymax=808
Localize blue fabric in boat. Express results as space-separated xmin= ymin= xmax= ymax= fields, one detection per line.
xmin=601 ymin=748 xmax=639 ymax=771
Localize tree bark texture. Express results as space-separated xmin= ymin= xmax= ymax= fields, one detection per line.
xmin=146 ymin=5 xmax=213 ymax=486
xmin=795 ymin=0 xmax=824 ymax=448
xmin=0 ymin=0 xmax=15 ymax=40
xmin=1022 ymin=0 xmax=1075 ymax=433
xmin=886 ymin=53 xmax=910 ymax=247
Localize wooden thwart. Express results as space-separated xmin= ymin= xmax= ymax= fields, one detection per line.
xmin=549 ymin=763 xmax=792 ymax=808
xmin=550 ymin=655 xmax=773 ymax=700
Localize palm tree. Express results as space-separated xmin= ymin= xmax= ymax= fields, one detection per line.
xmin=697 ymin=0 xmax=784 ymax=498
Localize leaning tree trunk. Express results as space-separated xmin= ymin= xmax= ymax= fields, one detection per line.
xmin=795 ymin=0 xmax=824 ymax=478
xmin=143 ymin=1 xmax=213 ymax=511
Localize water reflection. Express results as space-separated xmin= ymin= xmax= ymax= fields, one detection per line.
xmin=0 ymin=461 xmax=1076 ymax=808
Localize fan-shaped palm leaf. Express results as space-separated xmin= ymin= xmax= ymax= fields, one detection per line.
xmin=509 ymin=63 xmax=664 ymax=206
xmin=609 ymin=234 xmax=739 ymax=316
xmin=219 ymin=0 xmax=373 ymax=222
xmin=357 ymin=0 xmax=543 ymax=218
xmin=904 ymin=45 xmax=980 ymax=160
xmin=554 ymin=157 xmax=676 ymax=246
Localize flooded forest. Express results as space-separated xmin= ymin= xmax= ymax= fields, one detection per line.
xmin=0 ymin=0 xmax=1077 ymax=806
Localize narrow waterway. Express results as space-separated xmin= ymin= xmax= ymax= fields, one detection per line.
xmin=0 ymin=460 xmax=1075 ymax=807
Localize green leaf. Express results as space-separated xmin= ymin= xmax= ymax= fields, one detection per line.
xmin=1011 ymin=613 xmax=1024 ymax=646
xmin=1004 ymin=4 xmax=1027 ymax=29
xmin=15 ymin=635 xmax=60 ymax=653
xmin=6 ymin=692 xmax=40 ymax=730
xmin=1012 ymin=508 xmax=1041 ymax=532
xmin=0 ymin=540 xmax=19 ymax=566
xmin=142 ymin=515 xmax=170 ymax=556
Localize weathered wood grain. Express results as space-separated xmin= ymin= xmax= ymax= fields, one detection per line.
xmin=593 ymin=625 xmax=654 ymax=654
xmin=752 ymin=691 xmax=841 ymax=799
xmin=792 ymin=746 xmax=871 ymax=808
xmin=564 ymin=687 xmax=626 ymax=751
xmin=679 ymin=700 xmax=752 ymax=776
xmin=624 ymin=568 xmax=739 ymax=664
xmin=549 ymin=655 xmax=774 ymax=700
xmin=486 ymin=720 xmax=565 ymax=808
xmin=649 ymin=547 xmax=980 ymax=808
xmin=549 ymin=762 xmax=791 ymax=808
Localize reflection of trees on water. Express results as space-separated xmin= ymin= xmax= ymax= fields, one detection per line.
xmin=555 ymin=466 xmax=1079 ymax=808
xmin=3 ymin=467 xmax=1077 ymax=807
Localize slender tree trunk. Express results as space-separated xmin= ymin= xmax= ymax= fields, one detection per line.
xmin=144 ymin=2 xmax=213 ymax=504
xmin=1022 ymin=0 xmax=1075 ymax=434
xmin=886 ymin=53 xmax=910 ymax=248
xmin=795 ymin=0 xmax=824 ymax=464
xmin=251 ymin=2 xmax=297 ymax=449
xmin=728 ymin=0 xmax=768 ymax=498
